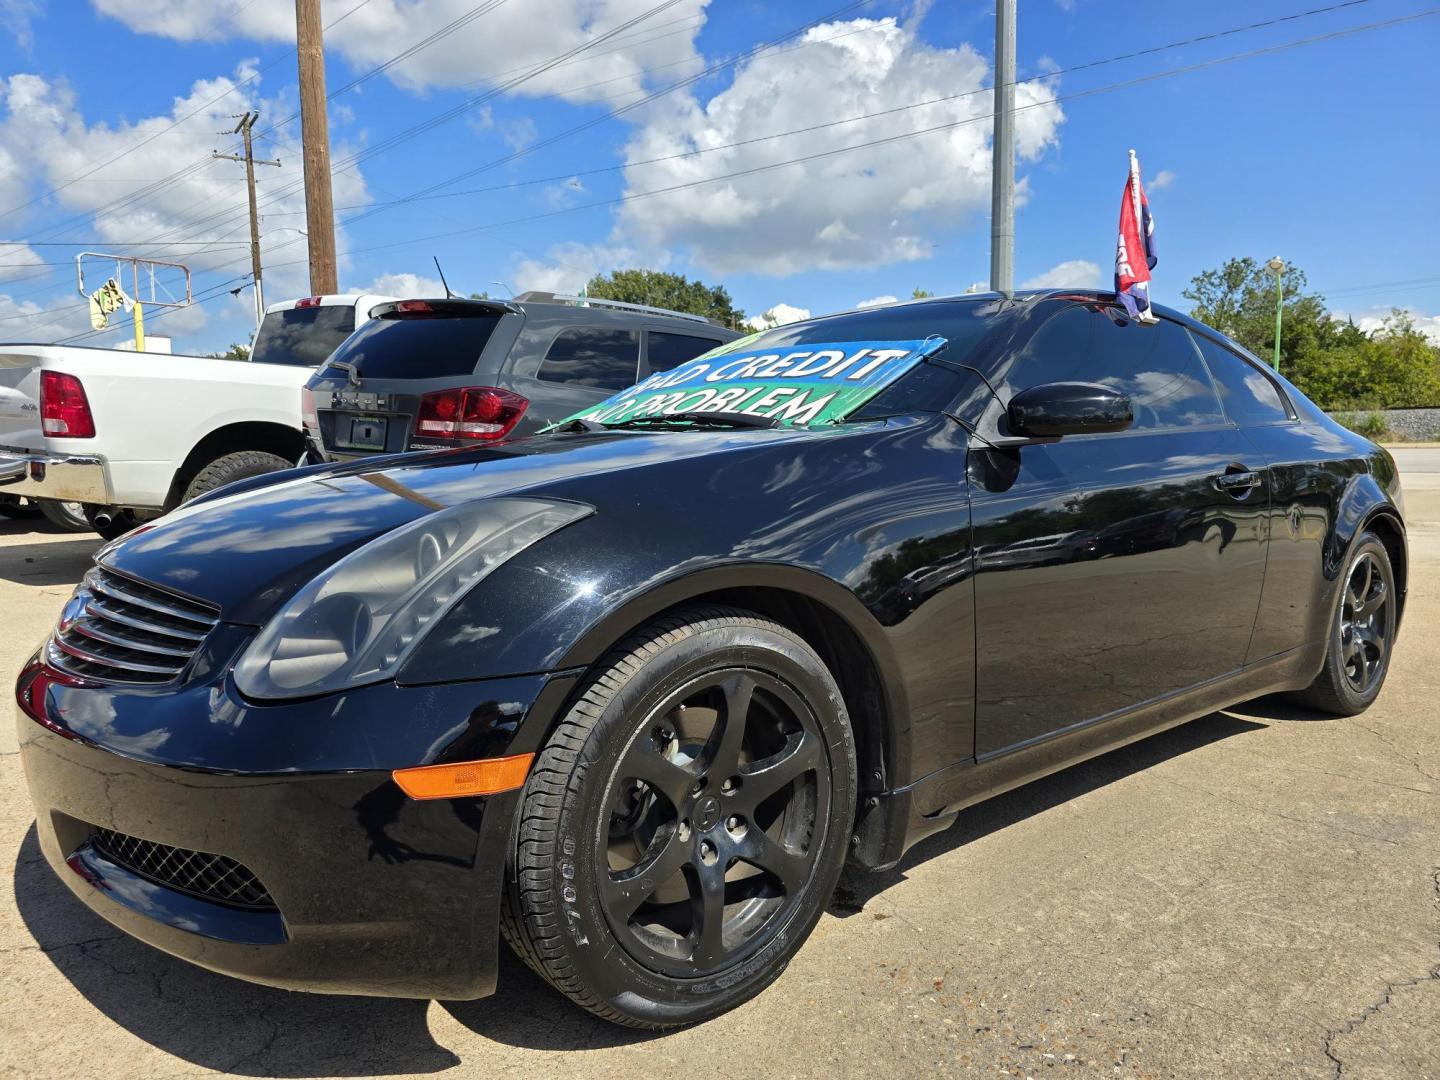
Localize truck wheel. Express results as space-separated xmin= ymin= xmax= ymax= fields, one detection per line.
xmin=501 ymin=605 xmax=856 ymax=1029
xmin=37 ymin=500 xmax=93 ymax=533
xmin=182 ymin=451 xmax=293 ymax=503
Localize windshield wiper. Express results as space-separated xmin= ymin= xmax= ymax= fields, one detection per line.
xmin=601 ymin=411 xmax=780 ymax=431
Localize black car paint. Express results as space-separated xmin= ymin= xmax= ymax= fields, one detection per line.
xmin=17 ymin=293 xmax=1406 ymax=1000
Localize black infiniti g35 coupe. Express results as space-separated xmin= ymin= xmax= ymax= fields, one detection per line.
xmin=17 ymin=291 xmax=1405 ymax=1029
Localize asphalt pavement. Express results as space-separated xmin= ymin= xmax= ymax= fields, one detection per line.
xmin=1 ymin=452 xmax=1437 ymax=1079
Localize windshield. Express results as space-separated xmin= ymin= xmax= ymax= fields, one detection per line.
xmin=558 ymin=298 xmax=1006 ymax=429
xmin=251 ymin=305 xmax=358 ymax=367
xmin=327 ymin=312 xmax=502 ymax=379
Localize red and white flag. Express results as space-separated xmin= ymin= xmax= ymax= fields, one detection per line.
xmin=1115 ymin=149 xmax=1158 ymax=323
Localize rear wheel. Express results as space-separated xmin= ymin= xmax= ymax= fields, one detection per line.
xmin=181 ymin=450 xmax=293 ymax=502
xmin=501 ymin=606 xmax=856 ymax=1029
xmin=37 ymin=500 xmax=92 ymax=532
xmin=1292 ymin=530 xmax=1396 ymax=716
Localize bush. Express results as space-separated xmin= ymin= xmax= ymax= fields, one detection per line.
xmin=1332 ymin=411 xmax=1392 ymax=441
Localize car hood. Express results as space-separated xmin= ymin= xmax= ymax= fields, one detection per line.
xmin=100 ymin=427 xmax=817 ymax=624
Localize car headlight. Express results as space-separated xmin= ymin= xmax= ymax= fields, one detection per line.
xmin=233 ymin=497 xmax=591 ymax=700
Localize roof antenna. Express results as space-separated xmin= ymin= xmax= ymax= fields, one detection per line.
xmin=433 ymin=256 xmax=458 ymax=299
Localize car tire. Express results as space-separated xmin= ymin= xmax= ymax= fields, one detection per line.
xmin=181 ymin=450 xmax=293 ymax=503
xmin=36 ymin=500 xmax=93 ymax=532
xmin=1291 ymin=530 xmax=1397 ymax=716
xmin=500 ymin=605 xmax=856 ymax=1029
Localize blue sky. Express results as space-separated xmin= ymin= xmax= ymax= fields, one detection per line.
xmin=0 ymin=0 xmax=1436 ymax=351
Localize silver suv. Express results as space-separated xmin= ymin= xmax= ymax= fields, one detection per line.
xmin=304 ymin=292 xmax=740 ymax=461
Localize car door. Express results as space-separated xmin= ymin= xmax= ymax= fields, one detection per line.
xmin=969 ymin=304 xmax=1270 ymax=757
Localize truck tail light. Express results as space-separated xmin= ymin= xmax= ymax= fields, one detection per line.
xmin=414 ymin=387 xmax=527 ymax=442
xmin=300 ymin=386 xmax=320 ymax=432
xmin=40 ymin=371 xmax=96 ymax=438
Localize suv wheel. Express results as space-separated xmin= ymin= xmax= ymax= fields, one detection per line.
xmin=501 ymin=606 xmax=856 ymax=1028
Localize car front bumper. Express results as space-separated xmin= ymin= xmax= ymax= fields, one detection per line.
xmin=0 ymin=449 xmax=110 ymax=503
xmin=17 ymin=653 xmax=579 ymax=999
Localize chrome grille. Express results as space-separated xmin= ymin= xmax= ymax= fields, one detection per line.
xmin=48 ymin=567 xmax=219 ymax=684
xmin=91 ymin=827 xmax=277 ymax=911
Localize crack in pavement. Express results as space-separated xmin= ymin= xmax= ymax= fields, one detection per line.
xmin=1346 ymin=717 xmax=1440 ymax=785
xmin=1321 ymin=867 xmax=1440 ymax=1077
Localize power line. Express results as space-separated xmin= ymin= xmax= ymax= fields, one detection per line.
xmin=249 ymin=6 xmax=1439 ymax=272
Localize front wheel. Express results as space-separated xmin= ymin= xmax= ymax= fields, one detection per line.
xmin=501 ymin=606 xmax=856 ymax=1029
xmin=1292 ymin=530 xmax=1397 ymax=716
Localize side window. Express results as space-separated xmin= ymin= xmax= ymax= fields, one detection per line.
xmin=536 ymin=328 xmax=639 ymax=391
xmin=647 ymin=331 xmax=722 ymax=373
xmin=1008 ymin=307 xmax=1223 ymax=430
xmin=1189 ymin=331 xmax=1291 ymax=425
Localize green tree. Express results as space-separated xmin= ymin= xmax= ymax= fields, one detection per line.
xmin=911 ymin=287 xmax=935 ymax=299
xmin=1183 ymin=259 xmax=1440 ymax=409
xmin=208 ymin=343 xmax=250 ymax=361
xmin=585 ymin=269 xmax=744 ymax=327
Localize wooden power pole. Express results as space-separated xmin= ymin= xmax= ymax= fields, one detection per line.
xmin=214 ymin=111 xmax=280 ymax=327
xmin=295 ymin=0 xmax=338 ymax=295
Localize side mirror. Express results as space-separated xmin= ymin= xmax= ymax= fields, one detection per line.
xmin=1006 ymin=381 xmax=1133 ymax=438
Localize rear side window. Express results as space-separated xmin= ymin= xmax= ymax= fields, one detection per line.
xmin=251 ymin=306 xmax=356 ymax=366
xmin=331 ymin=314 xmax=500 ymax=379
xmin=1189 ymin=331 xmax=1291 ymax=425
xmin=647 ymin=331 xmax=723 ymax=373
xmin=1008 ymin=307 xmax=1223 ymax=430
xmin=538 ymin=328 xmax=639 ymax=391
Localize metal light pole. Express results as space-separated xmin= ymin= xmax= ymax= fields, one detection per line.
xmin=1266 ymin=255 xmax=1285 ymax=371
xmin=989 ymin=0 xmax=1016 ymax=295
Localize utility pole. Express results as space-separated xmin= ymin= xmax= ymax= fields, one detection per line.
xmin=214 ymin=111 xmax=280 ymax=327
xmin=296 ymin=0 xmax=338 ymax=295
xmin=989 ymin=0 xmax=1016 ymax=295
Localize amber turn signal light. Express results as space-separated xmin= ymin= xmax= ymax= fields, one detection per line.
xmin=391 ymin=753 xmax=535 ymax=800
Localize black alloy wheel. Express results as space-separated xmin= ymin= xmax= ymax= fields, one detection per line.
xmin=600 ymin=667 xmax=829 ymax=978
xmin=1339 ymin=549 xmax=1390 ymax=695
xmin=501 ymin=606 xmax=856 ymax=1029
xmin=1293 ymin=529 xmax=1397 ymax=716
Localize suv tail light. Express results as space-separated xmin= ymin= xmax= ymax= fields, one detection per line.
xmin=40 ymin=371 xmax=96 ymax=438
xmin=414 ymin=387 xmax=528 ymax=442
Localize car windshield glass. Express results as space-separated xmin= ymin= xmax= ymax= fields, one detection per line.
xmin=329 ymin=313 xmax=502 ymax=379
xmin=554 ymin=300 xmax=1005 ymax=430
xmin=250 ymin=305 xmax=357 ymax=367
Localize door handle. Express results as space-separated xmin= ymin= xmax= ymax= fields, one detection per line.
xmin=1214 ymin=469 xmax=1262 ymax=494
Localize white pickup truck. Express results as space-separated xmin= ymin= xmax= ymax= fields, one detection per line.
xmin=0 ymin=293 xmax=394 ymax=537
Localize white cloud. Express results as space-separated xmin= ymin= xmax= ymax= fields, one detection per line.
xmin=347 ymin=272 xmax=446 ymax=298
xmin=0 ymin=0 xmax=40 ymax=51
xmin=89 ymin=0 xmax=711 ymax=109
xmin=744 ymin=303 xmax=811 ymax=331
xmin=509 ymin=239 xmax=662 ymax=296
xmin=856 ymin=294 xmax=899 ymax=309
xmin=1340 ymin=308 xmax=1440 ymax=346
xmin=1020 ymin=259 xmax=1103 ymax=290
xmin=614 ymin=17 xmax=1065 ymax=276
xmin=1148 ymin=169 xmax=1176 ymax=191
xmin=0 ymin=242 xmax=43 ymax=282
xmin=0 ymin=66 xmax=370 ymax=344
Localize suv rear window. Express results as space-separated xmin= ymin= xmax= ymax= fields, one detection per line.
xmin=648 ymin=331 xmax=723 ymax=373
xmin=538 ymin=327 xmax=639 ymax=391
xmin=331 ymin=312 xmax=501 ymax=379
xmin=251 ymin=305 xmax=356 ymax=367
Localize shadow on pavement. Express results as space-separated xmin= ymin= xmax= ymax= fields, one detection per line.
xmin=829 ymin=710 xmax=1268 ymax=916
xmin=0 ymin=525 xmax=99 ymax=588
xmin=12 ymin=825 xmax=653 ymax=1075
